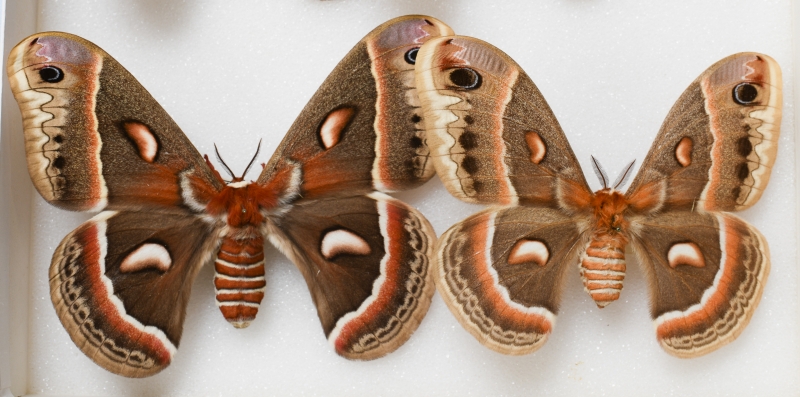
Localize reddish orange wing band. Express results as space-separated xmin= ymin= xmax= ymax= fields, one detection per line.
xmin=649 ymin=213 xmax=769 ymax=358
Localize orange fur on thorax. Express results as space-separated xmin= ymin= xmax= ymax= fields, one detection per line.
xmin=590 ymin=188 xmax=630 ymax=241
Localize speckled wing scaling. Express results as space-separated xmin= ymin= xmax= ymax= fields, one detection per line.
xmin=259 ymin=16 xmax=454 ymax=198
xmin=628 ymin=211 xmax=769 ymax=358
xmin=49 ymin=211 xmax=217 ymax=377
xmin=268 ymin=193 xmax=435 ymax=360
xmin=415 ymin=36 xmax=589 ymax=207
xmin=626 ymin=53 xmax=782 ymax=212
xmin=436 ymin=206 xmax=588 ymax=355
xmin=7 ymin=32 xmax=221 ymax=212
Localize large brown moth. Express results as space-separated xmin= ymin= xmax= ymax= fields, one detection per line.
xmin=7 ymin=15 xmax=453 ymax=377
xmin=416 ymin=36 xmax=781 ymax=357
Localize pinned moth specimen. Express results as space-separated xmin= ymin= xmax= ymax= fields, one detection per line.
xmin=416 ymin=36 xmax=781 ymax=357
xmin=7 ymin=15 xmax=453 ymax=377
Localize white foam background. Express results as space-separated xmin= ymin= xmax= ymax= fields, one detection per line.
xmin=9 ymin=0 xmax=796 ymax=395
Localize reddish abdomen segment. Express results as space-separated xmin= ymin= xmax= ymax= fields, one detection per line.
xmin=214 ymin=235 xmax=266 ymax=328
xmin=579 ymin=234 xmax=626 ymax=308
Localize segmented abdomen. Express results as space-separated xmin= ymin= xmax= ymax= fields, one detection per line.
xmin=214 ymin=234 xmax=266 ymax=328
xmin=579 ymin=234 xmax=626 ymax=308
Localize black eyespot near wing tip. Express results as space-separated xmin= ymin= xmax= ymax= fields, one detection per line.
xmin=449 ymin=68 xmax=482 ymax=90
xmin=39 ymin=66 xmax=64 ymax=83
xmin=733 ymin=82 xmax=759 ymax=105
xmin=404 ymin=47 xmax=419 ymax=65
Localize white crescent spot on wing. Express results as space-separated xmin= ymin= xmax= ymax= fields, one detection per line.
xmin=525 ymin=131 xmax=546 ymax=164
xmin=320 ymin=229 xmax=371 ymax=259
xmin=319 ymin=107 xmax=355 ymax=150
xmin=508 ymin=239 xmax=549 ymax=266
xmin=667 ymin=242 xmax=705 ymax=269
xmin=675 ymin=137 xmax=693 ymax=167
xmin=123 ymin=121 xmax=159 ymax=163
xmin=119 ymin=243 xmax=173 ymax=273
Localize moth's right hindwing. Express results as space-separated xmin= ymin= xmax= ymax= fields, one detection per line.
xmin=629 ymin=210 xmax=769 ymax=358
xmin=435 ymin=206 xmax=586 ymax=355
xmin=50 ymin=210 xmax=217 ymax=377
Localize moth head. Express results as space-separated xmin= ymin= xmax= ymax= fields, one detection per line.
xmin=588 ymin=158 xmax=636 ymax=234
xmin=591 ymin=188 xmax=629 ymax=234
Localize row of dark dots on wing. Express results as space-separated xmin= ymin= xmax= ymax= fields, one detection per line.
xmin=732 ymin=82 xmax=760 ymax=189
xmin=449 ymin=68 xmax=484 ymax=192
xmin=39 ymin=66 xmax=67 ymax=172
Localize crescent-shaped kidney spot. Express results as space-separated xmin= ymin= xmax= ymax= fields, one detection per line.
xmin=320 ymin=228 xmax=371 ymax=260
xmin=525 ymin=131 xmax=546 ymax=164
xmin=319 ymin=107 xmax=356 ymax=150
xmin=120 ymin=243 xmax=173 ymax=273
xmin=675 ymin=137 xmax=693 ymax=167
xmin=508 ymin=239 xmax=549 ymax=266
xmin=667 ymin=242 xmax=705 ymax=269
xmin=123 ymin=121 xmax=159 ymax=163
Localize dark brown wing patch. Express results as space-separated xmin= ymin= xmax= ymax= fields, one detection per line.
xmin=629 ymin=211 xmax=769 ymax=358
xmin=49 ymin=211 xmax=216 ymax=377
xmin=268 ymin=193 xmax=435 ymax=360
xmin=435 ymin=206 xmax=587 ymax=355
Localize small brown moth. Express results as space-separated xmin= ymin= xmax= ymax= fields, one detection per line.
xmin=416 ymin=36 xmax=781 ymax=358
xmin=7 ymin=15 xmax=453 ymax=377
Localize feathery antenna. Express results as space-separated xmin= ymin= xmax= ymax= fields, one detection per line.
xmin=612 ymin=159 xmax=636 ymax=190
xmin=241 ymin=139 xmax=262 ymax=179
xmin=591 ymin=156 xmax=609 ymax=189
xmin=214 ymin=144 xmax=235 ymax=179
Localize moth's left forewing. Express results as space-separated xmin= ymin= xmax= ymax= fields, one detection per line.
xmin=266 ymin=193 xmax=435 ymax=360
xmin=628 ymin=211 xmax=769 ymax=358
xmin=258 ymin=16 xmax=453 ymax=199
xmin=626 ymin=53 xmax=782 ymax=213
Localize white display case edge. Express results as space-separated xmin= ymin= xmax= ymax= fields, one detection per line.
xmin=1 ymin=1 xmax=34 ymax=396
xmin=0 ymin=1 xmax=797 ymax=396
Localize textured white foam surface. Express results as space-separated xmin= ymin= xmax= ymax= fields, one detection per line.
xmin=16 ymin=0 xmax=795 ymax=395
